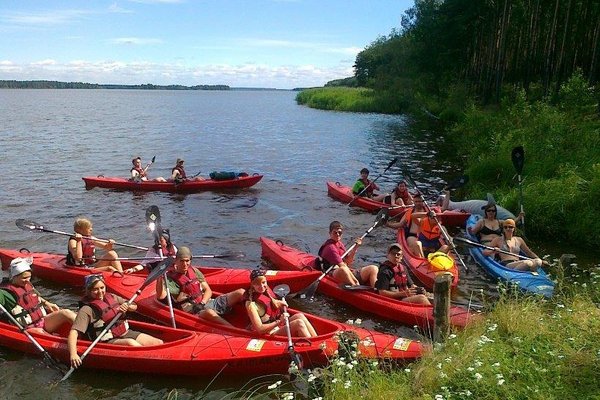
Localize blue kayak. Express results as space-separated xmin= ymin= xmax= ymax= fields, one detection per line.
xmin=465 ymin=214 xmax=554 ymax=297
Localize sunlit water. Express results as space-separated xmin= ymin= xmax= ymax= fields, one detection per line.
xmin=0 ymin=89 xmax=591 ymax=398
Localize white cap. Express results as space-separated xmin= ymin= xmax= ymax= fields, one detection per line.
xmin=9 ymin=257 xmax=32 ymax=279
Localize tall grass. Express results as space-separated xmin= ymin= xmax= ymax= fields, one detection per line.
xmin=295 ymin=87 xmax=407 ymax=114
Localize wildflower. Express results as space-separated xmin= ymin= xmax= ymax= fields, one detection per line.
xmin=281 ymin=393 xmax=294 ymax=400
xmin=498 ymin=379 xmax=505 ymax=386
xmin=268 ymin=380 xmax=282 ymax=390
xmin=448 ymin=334 xmax=457 ymax=340
xmin=437 ymin=363 xmax=443 ymax=369
xmin=444 ymin=357 xmax=452 ymax=362
xmin=307 ymin=374 xmax=316 ymax=383
xmin=492 ymin=362 xmax=500 ymax=367
xmin=474 ymin=360 xmax=483 ymax=367
xmin=440 ymin=372 xmax=448 ymax=378
xmin=404 ymin=368 xmax=411 ymax=373
xmin=487 ymin=323 xmax=498 ymax=332
xmin=355 ymin=318 xmax=362 ymax=325
xmin=467 ymin=367 xmax=474 ymax=372
xmin=435 ymin=395 xmax=444 ymax=400
xmin=313 ymin=398 xmax=323 ymax=400
xmin=332 ymin=378 xmax=338 ymax=383
xmin=474 ymin=373 xmax=483 ymax=381
xmin=288 ymin=362 xmax=299 ymax=375
xmin=344 ymin=380 xmax=351 ymax=389
xmin=347 ymin=319 xmax=354 ymax=325
xmin=496 ymin=374 xmax=504 ymax=379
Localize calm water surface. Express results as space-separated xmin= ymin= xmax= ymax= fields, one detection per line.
xmin=0 ymin=89 xmax=584 ymax=399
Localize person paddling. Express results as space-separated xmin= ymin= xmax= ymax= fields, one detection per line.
xmin=171 ymin=158 xmax=204 ymax=182
xmin=483 ymin=219 xmax=546 ymax=271
xmin=155 ymin=246 xmax=244 ymax=326
xmin=66 ymin=217 xmax=123 ymax=273
xmin=352 ymin=168 xmax=381 ymax=198
xmin=373 ymin=244 xmax=431 ymax=305
xmin=245 ymin=268 xmax=317 ymax=337
xmin=124 ymin=228 xmax=177 ymax=274
xmin=68 ymin=274 xmax=163 ymax=369
xmin=387 ymin=193 xmax=427 ymax=257
xmin=0 ymin=257 xmax=76 ymax=334
xmin=130 ymin=156 xmax=166 ymax=182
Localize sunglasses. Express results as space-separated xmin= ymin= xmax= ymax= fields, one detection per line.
xmin=504 ymin=226 xmax=515 ymax=230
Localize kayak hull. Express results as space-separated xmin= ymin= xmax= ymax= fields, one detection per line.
xmin=82 ymin=174 xmax=263 ymax=193
xmin=0 ymin=249 xmax=424 ymax=368
xmin=327 ymin=181 xmax=470 ymax=227
xmin=397 ymin=229 xmax=460 ymax=290
xmin=465 ymin=215 xmax=554 ymax=297
xmin=260 ymin=237 xmax=477 ymax=330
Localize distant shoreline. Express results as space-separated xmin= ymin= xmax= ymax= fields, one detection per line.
xmin=0 ymin=80 xmax=305 ymax=91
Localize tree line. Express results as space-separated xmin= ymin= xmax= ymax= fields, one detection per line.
xmin=0 ymin=80 xmax=230 ymax=90
xmin=353 ymin=0 xmax=599 ymax=104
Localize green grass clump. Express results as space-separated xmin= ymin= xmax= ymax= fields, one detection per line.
xmin=295 ymin=87 xmax=405 ymax=114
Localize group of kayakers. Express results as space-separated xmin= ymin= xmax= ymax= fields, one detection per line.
xmin=130 ymin=156 xmax=205 ymax=183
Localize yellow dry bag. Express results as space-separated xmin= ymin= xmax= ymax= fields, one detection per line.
xmin=427 ymin=251 xmax=454 ymax=271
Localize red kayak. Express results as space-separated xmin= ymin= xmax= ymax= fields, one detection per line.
xmin=0 ymin=249 xmax=424 ymax=368
xmin=397 ymin=229 xmax=460 ymax=290
xmin=83 ymin=174 xmax=263 ymax=193
xmin=0 ymin=319 xmax=320 ymax=377
xmin=327 ymin=181 xmax=470 ymax=227
xmin=0 ymin=249 xmax=319 ymax=294
xmin=260 ymin=237 xmax=478 ymax=330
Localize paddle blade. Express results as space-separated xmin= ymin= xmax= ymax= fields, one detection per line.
xmin=142 ymin=257 xmax=174 ymax=290
xmin=150 ymin=155 xmax=156 ymax=163
xmin=299 ymin=280 xmax=319 ymax=300
xmin=273 ymin=284 xmax=291 ymax=299
xmin=385 ymin=157 xmax=399 ymax=171
xmin=511 ymin=146 xmax=525 ymax=174
xmin=373 ymin=207 xmax=390 ymax=228
xmin=15 ymin=219 xmax=42 ymax=231
xmin=145 ymin=205 xmax=161 ymax=233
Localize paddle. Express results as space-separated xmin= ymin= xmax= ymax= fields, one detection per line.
xmin=96 ymin=252 xmax=246 ymax=262
xmin=60 ymin=257 xmax=174 ymax=382
xmin=145 ymin=206 xmax=176 ymax=329
xmin=404 ymin=174 xmax=469 ymax=272
xmin=454 ymin=237 xmax=537 ymax=261
xmin=144 ymin=155 xmax=156 ymax=173
xmin=273 ymin=284 xmax=304 ymax=370
xmin=0 ymin=301 xmax=66 ymax=373
xmin=348 ymin=157 xmax=399 ymax=205
xmin=15 ymin=219 xmax=148 ymax=251
xmin=174 ymin=170 xmax=202 ymax=185
xmin=511 ymin=146 xmax=525 ymax=231
xmin=299 ymin=208 xmax=390 ymax=300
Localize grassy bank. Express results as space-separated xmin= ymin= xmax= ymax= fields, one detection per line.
xmin=296 ymin=87 xmax=407 ymax=114
xmin=252 ymin=262 xmax=600 ymax=400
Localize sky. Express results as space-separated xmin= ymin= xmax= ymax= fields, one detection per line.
xmin=0 ymin=0 xmax=414 ymax=89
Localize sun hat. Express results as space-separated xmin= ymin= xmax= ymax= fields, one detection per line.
xmin=176 ymin=246 xmax=192 ymax=259
xmin=9 ymin=257 xmax=32 ymax=279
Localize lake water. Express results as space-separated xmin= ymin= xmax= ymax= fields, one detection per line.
xmin=0 ymin=89 xmax=583 ymax=399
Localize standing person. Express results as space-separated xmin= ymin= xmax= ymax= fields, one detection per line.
xmin=317 ymin=221 xmax=379 ymax=287
xmin=0 ymin=257 xmax=76 ymax=334
xmin=245 ymin=269 xmax=317 ymax=337
xmin=171 ymin=158 xmax=204 ymax=182
xmin=483 ymin=219 xmax=546 ymax=271
xmin=387 ymin=193 xmax=427 ymax=257
xmin=68 ymin=274 xmax=163 ymax=369
xmin=373 ymin=244 xmax=431 ymax=305
xmin=155 ymin=247 xmax=244 ymax=326
xmin=130 ymin=156 xmax=166 ymax=182
xmin=352 ymin=168 xmax=381 ymax=198
xmin=66 ymin=217 xmax=123 ymax=273
xmin=123 ymin=228 xmax=177 ymax=274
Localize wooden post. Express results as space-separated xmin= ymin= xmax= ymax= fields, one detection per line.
xmin=433 ymin=272 xmax=453 ymax=343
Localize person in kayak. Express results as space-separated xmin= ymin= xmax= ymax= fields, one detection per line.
xmin=483 ymin=218 xmax=546 ymax=271
xmin=171 ymin=158 xmax=204 ymax=183
xmin=317 ymin=221 xmax=379 ymax=287
xmin=351 ymin=168 xmax=382 ymax=198
xmin=468 ymin=202 xmax=525 ymax=244
xmin=123 ymin=228 xmax=177 ymax=274
xmin=245 ymin=268 xmax=317 ymax=337
xmin=411 ymin=210 xmax=450 ymax=257
xmin=386 ymin=193 xmax=428 ymax=257
xmin=373 ymin=244 xmax=431 ymax=305
xmin=130 ymin=157 xmax=167 ymax=182
xmin=0 ymin=257 xmax=76 ymax=334
xmin=382 ymin=180 xmax=414 ymax=206
xmin=66 ymin=217 xmax=124 ymax=273
xmin=68 ymin=274 xmax=163 ymax=369
xmin=155 ymin=246 xmax=244 ymax=326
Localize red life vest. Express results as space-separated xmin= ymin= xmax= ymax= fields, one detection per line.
xmin=359 ymin=178 xmax=376 ymax=197
xmin=380 ymin=260 xmax=409 ymax=290
xmin=394 ymin=187 xmax=411 ymax=204
xmin=245 ymin=288 xmax=280 ymax=323
xmin=67 ymin=237 xmax=96 ymax=266
xmin=81 ymin=293 xmax=128 ymax=341
xmin=130 ymin=166 xmax=147 ymax=178
xmin=171 ymin=166 xmax=187 ymax=179
xmin=167 ymin=268 xmax=203 ymax=307
xmin=0 ymin=282 xmax=47 ymax=327
xmin=419 ymin=217 xmax=441 ymax=240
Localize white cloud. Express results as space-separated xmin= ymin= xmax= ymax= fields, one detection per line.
xmin=112 ymin=37 xmax=164 ymax=45
xmin=1 ymin=9 xmax=90 ymax=26
xmin=108 ymin=3 xmax=133 ymax=13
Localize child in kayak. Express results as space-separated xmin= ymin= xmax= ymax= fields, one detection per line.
xmin=352 ymin=168 xmax=382 ymax=199
xmin=155 ymin=246 xmax=244 ymax=326
xmin=123 ymin=228 xmax=177 ymax=274
xmin=0 ymin=257 xmax=76 ymax=334
xmin=68 ymin=274 xmax=163 ymax=369
xmin=245 ymin=268 xmax=317 ymax=337
xmin=66 ymin=217 xmax=124 ymax=273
